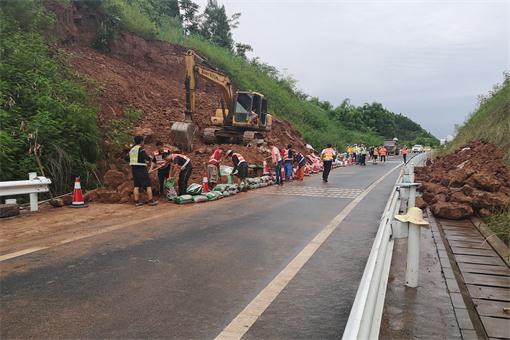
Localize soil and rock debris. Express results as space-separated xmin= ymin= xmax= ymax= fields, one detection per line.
xmin=47 ymin=2 xmax=309 ymax=204
xmin=415 ymin=140 xmax=510 ymax=220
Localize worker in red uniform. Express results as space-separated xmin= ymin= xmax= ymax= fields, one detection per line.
xmin=166 ymin=152 xmax=192 ymax=196
xmin=293 ymin=152 xmax=307 ymax=181
xmin=208 ymin=148 xmax=223 ymax=186
xmin=402 ymin=146 xmax=409 ymax=164
xmin=149 ymin=141 xmax=172 ymax=196
xmin=226 ymin=150 xmax=248 ymax=186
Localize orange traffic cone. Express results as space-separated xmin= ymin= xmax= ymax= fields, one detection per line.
xmin=202 ymin=176 xmax=209 ymax=193
xmin=70 ymin=177 xmax=88 ymax=208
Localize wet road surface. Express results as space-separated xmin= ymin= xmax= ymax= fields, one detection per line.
xmin=1 ymin=158 xmax=402 ymax=338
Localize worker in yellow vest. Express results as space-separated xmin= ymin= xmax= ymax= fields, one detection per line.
xmin=320 ymin=144 xmax=336 ymax=183
xmin=129 ymin=136 xmax=158 ymax=206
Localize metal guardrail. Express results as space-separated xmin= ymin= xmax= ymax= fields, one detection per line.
xmin=343 ymin=153 xmax=428 ymax=339
xmin=0 ymin=172 xmax=52 ymax=212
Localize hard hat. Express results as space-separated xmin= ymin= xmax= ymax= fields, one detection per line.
xmin=226 ymin=150 xmax=233 ymax=157
xmin=394 ymin=207 xmax=429 ymax=226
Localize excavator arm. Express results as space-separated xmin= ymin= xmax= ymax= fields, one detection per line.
xmin=171 ymin=50 xmax=236 ymax=151
xmin=184 ymin=50 xmax=235 ymax=124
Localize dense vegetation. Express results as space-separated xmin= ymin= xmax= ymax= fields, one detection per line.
xmin=86 ymin=0 xmax=437 ymax=148
xmin=1 ymin=0 xmax=438 ymax=195
xmin=0 ymin=0 xmax=101 ymax=194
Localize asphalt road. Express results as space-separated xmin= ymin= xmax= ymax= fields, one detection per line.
xmin=1 ymin=157 xmax=402 ymax=339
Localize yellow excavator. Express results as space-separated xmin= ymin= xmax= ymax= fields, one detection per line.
xmin=170 ymin=50 xmax=272 ymax=151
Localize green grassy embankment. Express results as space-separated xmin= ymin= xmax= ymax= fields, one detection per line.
xmin=439 ymin=76 xmax=510 ymax=161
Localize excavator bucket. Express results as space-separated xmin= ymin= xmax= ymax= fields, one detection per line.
xmin=170 ymin=121 xmax=197 ymax=152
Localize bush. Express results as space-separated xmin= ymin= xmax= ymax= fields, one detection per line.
xmin=0 ymin=0 xmax=101 ymax=194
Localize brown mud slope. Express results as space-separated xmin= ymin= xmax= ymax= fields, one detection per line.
xmin=415 ymin=140 xmax=510 ymax=220
xmin=46 ymin=2 xmax=308 ymax=202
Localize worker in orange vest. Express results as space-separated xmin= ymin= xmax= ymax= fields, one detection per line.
xmin=402 ymin=146 xmax=409 ymax=164
xmin=379 ymin=146 xmax=387 ymax=163
xmin=320 ymin=144 xmax=336 ymax=182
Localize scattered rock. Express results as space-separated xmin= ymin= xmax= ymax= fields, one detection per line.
xmin=449 ymin=169 xmax=469 ymax=188
xmin=0 ymin=204 xmax=20 ymax=218
xmin=450 ymin=191 xmax=472 ymax=205
xmin=461 ymin=185 xmax=474 ymax=196
xmin=416 ymin=197 xmax=427 ymax=209
xmin=478 ymin=208 xmax=492 ymax=218
xmin=422 ymin=192 xmax=436 ymax=205
xmin=103 ymin=170 xmax=125 ymax=190
xmin=439 ymin=178 xmax=450 ymax=187
xmin=49 ymin=198 xmax=64 ymax=208
xmin=84 ymin=189 xmax=98 ymax=202
xmin=420 ymin=182 xmax=448 ymax=195
xmin=133 ymin=127 xmax=154 ymax=143
xmin=470 ymin=173 xmax=500 ymax=192
xmin=62 ymin=194 xmax=73 ymax=206
xmin=416 ymin=140 xmax=510 ymax=218
xmin=117 ymin=182 xmax=134 ymax=197
xmin=430 ymin=202 xmax=473 ymax=220
xmin=96 ymin=189 xmax=121 ymax=203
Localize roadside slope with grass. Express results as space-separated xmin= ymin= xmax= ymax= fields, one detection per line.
xmin=423 ymin=74 xmax=509 ymax=244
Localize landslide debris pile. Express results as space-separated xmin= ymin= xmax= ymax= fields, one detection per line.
xmin=47 ymin=1 xmax=309 ymax=204
xmin=415 ymin=140 xmax=510 ymax=220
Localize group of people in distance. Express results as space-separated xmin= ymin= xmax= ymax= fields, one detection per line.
xmin=128 ymin=135 xmax=338 ymax=206
xmin=346 ymin=144 xmax=388 ymax=166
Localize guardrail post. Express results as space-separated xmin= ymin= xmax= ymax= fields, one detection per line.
xmin=406 ymin=222 xmax=420 ymax=287
xmin=28 ymin=172 xmax=38 ymax=212
xmin=408 ymin=164 xmax=416 ymax=209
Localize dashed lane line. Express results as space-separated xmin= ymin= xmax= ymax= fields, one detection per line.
xmin=214 ymin=163 xmax=402 ymax=340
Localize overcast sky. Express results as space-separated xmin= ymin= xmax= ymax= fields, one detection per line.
xmin=195 ymin=0 xmax=509 ymax=138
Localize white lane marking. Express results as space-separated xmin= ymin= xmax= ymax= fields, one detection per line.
xmin=266 ymin=187 xmax=364 ymax=199
xmin=215 ymin=163 xmax=402 ymax=340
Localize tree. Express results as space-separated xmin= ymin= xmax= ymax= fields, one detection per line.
xmin=235 ymin=42 xmax=252 ymax=59
xmin=179 ymin=0 xmax=200 ymax=35
xmin=200 ymin=0 xmax=234 ymax=50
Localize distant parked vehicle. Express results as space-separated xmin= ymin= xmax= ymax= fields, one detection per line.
xmin=412 ymin=144 xmax=424 ymax=153
xmin=384 ymin=138 xmax=400 ymax=155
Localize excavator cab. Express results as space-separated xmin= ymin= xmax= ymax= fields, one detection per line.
xmin=233 ymin=92 xmax=270 ymax=129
